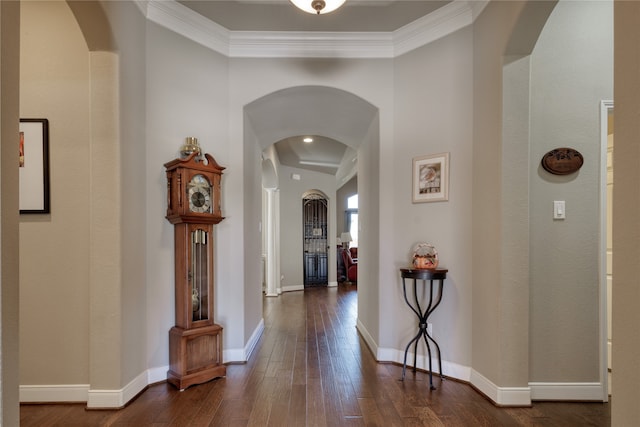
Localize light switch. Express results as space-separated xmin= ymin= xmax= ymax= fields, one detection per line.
xmin=554 ymin=201 xmax=566 ymax=219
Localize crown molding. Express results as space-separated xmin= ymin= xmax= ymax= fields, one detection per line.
xmin=229 ymin=31 xmax=394 ymax=58
xmin=469 ymin=0 xmax=490 ymax=21
xmin=393 ymin=0 xmax=475 ymax=56
xmin=132 ymin=0 xmax=148 ymax=16
xmin=146 ymin=0 xmax=482 ymax=59
xmin=147 ymin=0 xmax=230 ymax=56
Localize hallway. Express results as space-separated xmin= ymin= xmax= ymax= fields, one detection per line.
xmin=21 ymin=285 xmax=610 ymax=426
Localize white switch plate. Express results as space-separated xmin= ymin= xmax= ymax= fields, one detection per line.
xmin=554 ymin=200 xmax=566 ymax=219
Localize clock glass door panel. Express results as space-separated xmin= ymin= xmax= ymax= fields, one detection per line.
xmin=191 ymin=227 xmax=210 ymax=323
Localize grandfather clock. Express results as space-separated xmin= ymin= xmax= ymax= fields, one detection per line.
xmin=164 ymin=139 xmax=226 ymax=390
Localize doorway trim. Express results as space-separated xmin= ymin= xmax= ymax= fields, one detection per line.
xmin=302 ymin=190 xmax=330 ymax=287
xmin=599 ymin=99 xmax=613 ymax=402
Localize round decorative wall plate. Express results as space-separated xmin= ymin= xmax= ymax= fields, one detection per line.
xmin=412 ymin=243 xmax=439 ymax=269
xmin=541 ymin=147 xmax=584 ymax=175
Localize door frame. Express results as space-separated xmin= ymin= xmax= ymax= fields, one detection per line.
xmin=302 ymin=192 xmax=329 ymax=287
xmin=599 ymin=100 xmax=613 ymax=401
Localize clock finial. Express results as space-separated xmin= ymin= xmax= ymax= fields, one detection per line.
xmin=180 ymin=136 xmax=201 ymax=159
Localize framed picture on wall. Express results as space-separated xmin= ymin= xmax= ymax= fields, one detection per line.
xmin=19 ymin=118 xmax=50 ymax=214
xmin=412 ymin=152 xmax=449 ymax=203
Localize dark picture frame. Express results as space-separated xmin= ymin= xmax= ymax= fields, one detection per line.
xmin=19 ymin=118 xmax=50 ymax=214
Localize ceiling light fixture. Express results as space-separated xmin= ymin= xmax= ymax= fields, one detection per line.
xmin=290 ymin=0 xmax=346 ymax=15
xmin=303 ymin=137 xmax=313 ymax=143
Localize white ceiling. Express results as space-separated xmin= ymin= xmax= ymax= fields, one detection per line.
xmin=177 ymin=0 xmax=452 ymax=32
xmin=173 ymin=0 xmax=455 ymax=175
xmin=274 ymin=136 xmax=348 ymax=175
xmin=244 ymin=85 xmax=378 ymax=175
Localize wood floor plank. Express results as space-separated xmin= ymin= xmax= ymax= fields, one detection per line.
xmin=357 ymin=397 xmax=386 ymax=426
xmin=306 ymin=377 xmax=327 ymax=427
xmin=266 ymin=377 xmax=293 ymax=427
xmin=208 ymin=397 xmax=251 ymax=427
xmin=20 ymin=285 xmax=610 ymax=427
xmin=286 ymin=384 xmax=307 ymax=427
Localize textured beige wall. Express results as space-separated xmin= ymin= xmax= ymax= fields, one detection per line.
xmin=19 ymin=0 xmax=91 ymax=386
xmin=97 ymin=0 xmax=147 ymax=391
xmin=612 ymin=1 xmax=640 ymax=423
xmin=1 ymin=1 xmax=22 ymax=424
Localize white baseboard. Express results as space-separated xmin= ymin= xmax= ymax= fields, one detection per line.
xmin=529 ymin=382 xmax=606 ymax=401
xmin=376 ymin=346 xmax=471 ymax=383
xmin=20 ymin=384 xmax=90 ymax=403
xmin=359 ymin=320 xmax=469 ymax=382
xmin=356 ymin=318 xmax=378 ymax=356
xmin=470 ymin=369 xmax=531 ymax=406
xmin=244 ymin=318 xmax=264 ymax=361
xmin=359 ymin=319 xmax=530 ymax=407
xmin=278 ymin=284 xmax=340 ymax=292
xmin=223 ymin=318 xmax=265 ymax=363
xmin=87 ymin=370 xmax=150 ymax=409
xmin=395 ymin=351 xmax=471 ymax=382
xmin=21 ymin=320 xmax=266 ymax=408
xmin=23 ymin=324 xmax=602 ymax=408
xmin=20 ymin=369 xmax=152 ymax=408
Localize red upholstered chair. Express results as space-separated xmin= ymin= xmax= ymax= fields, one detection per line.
xmin=342 ymin=248 xmax=357 ymax=282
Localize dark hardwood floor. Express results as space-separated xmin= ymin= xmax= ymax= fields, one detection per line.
xmin=21 ymin=285 xmax=610 ymax=426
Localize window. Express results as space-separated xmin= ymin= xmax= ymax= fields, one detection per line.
xmin=347 ymin=194 xmax=358 ymax=209
xmin=345 ymin=194 xmax=358 ymax=247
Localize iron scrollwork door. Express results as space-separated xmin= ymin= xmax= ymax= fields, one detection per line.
xmin=303 ymin=194 xmax=328 ymax=287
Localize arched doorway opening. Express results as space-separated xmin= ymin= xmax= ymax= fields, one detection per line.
xmin=244 ymin=85 xmax=379 ymax=334
xmin=302 ymin=190 xmax=329 ymax=287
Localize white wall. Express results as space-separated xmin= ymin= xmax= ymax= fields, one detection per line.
xmin=278 ymin=165 xmax=337 ymax=290
xmin=144 ymin=20 xmax=234 ymax=361
xmin=470 ymin=0 xmax=612 ymax=402
xmin=105 ymin=0 xmax=149 ymax=387
xmin=355 ymin=115 xmax=382 ymax=348
xmin=529 ymin=0 xmax=613 ymax=383
xmin=470 ymin=2 xmax=560 ymax=398
xmin=243 ymin=115 xmax=264 ymax=344
xmin=391 ymin=26 xmax=474 ymax=371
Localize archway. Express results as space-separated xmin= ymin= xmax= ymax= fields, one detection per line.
xmin=244 ymin=85 xmax=379 ymax=335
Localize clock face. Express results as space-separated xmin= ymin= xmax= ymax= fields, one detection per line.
xmin=188 ymin=174 xmax=212 ymax=214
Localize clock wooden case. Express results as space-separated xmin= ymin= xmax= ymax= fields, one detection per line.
xmin=164 ymin=152 xmax=226 ymax=390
